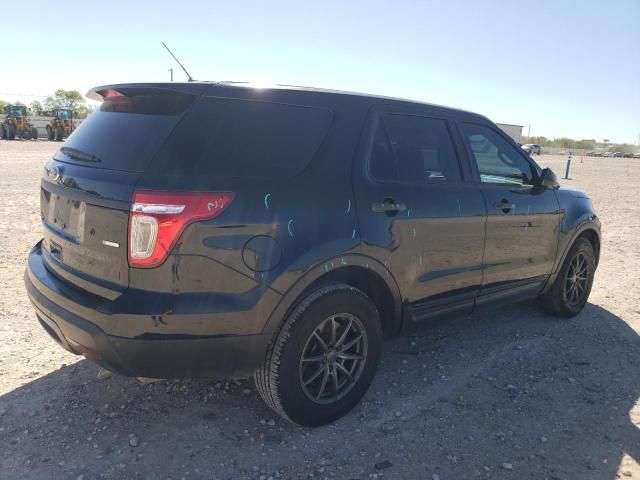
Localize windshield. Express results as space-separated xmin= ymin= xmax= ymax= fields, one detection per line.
xmin=8 ymin=106 xmax=25 ymax=117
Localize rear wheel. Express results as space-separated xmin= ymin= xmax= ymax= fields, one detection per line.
xmin=255 ymin=284 xmax=383 ymax=427
xmin=46 ymin=126 xmax=54 ymax=140
xmin=31 ymin=127 xmax=38 ymax=140
xmin=541 ymin=238 xmax=595 ymax=317
xmin=7 ymin=125 xmax=16 ymax=140
xmin=55 ymin=125 xmax=64 ymax=141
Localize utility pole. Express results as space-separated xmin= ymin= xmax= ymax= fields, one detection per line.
xmin=527 ymin=124 xmax=531 ymax=140
xmin=168 ymin=67 xmax=173 ymax=82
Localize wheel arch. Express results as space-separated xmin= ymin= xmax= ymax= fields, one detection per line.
xmin=262 ymin=255 xmax=403 ymax=339
xmin=543 ymin=220 xmax=601 ymax=294
xmin=558 ymin=222 xmax=601 ymax=271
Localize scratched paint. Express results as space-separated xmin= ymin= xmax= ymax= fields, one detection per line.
xmin=346 ymin=199 xmax=351 ymax=214
xmin=287 ymin=219 xmax=294 ymax=237
xmin=352 ymin=228 xmax=357 ymax=239
xmin=264 ymin=193 xmax=271 ymax=210
xmin=341 ymin=257 xmax=347 ymax=265
xmin=407 ymin=208 xmax=411 ymax=217
xmin=411 ymin=228 xmax=416 ymax=237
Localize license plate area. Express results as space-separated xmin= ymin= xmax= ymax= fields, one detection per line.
xmin=43 ymin=191 xmax=86 ymax=243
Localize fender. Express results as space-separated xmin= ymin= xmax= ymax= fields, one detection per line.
xmin=541 ymin=212 xmax=600 ymax=294
xmin=261 ymin=253 xmax=403 ymax=336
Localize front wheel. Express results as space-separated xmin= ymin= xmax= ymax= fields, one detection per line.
xmin=541 ymin=238 xmax=596 ymax=317
xmin=255 ymin=284 xmax=382 ymax=427
xmin=55 ymin=125 xmax=64 ymax=141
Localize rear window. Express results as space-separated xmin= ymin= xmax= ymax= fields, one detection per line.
xmin=53 ymin=88 xmax=196 ymax=173
xmin=152 ymin=97 xmax=333 ymax=178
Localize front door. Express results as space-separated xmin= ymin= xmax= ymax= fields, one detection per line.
xmin=458 ymin=122 xmax=561 ymax=299
xmin=354 ymin=109 xmax=487 ymax=319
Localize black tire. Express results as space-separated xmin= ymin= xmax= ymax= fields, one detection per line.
xmin=46 ymin=126 xmax=54 ymax=141
xmin=541 ymin=238 xmax=596 ymax=317
xmin=31 ymin=127 xmax=38 ymax=140
xmin=255 ymin=283 xmax=383 ymax=427
xmin=7 ymin=125 xmax=16 ymax=140
xmin=22 ymin=130 xmax=31 ymax=140
xmin=55 ymin=125 xmax=64 ymax=141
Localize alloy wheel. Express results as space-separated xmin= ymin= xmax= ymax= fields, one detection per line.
xmin=564 ymin=252 xmax=589 ymax=306
xmin=298 ymin=313 xmax=368 ymax=404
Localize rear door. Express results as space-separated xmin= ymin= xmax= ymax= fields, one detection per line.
xmin=39 ymin=86 xmax=203 ymax=298
xmin=354 ymin=107 xmax=487 ymax=319
xmin=457 ymin=122 xmax=561 ymax=300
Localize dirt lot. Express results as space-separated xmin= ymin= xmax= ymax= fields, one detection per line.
xmin=0 ymin=141 xmax=638 ymax=480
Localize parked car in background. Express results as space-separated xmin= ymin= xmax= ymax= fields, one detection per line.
xmin=24 ymin=82 xmax=601 ymax=426
xmin=622 ymin=152 xmax=634 ymax=158
xmin=613 ymin=152 xmax=624 ymax=158
xmin=633 ymin=153 xmax=640 ymax=158
xmin=521 ymin=143 xmax=541 ymax=155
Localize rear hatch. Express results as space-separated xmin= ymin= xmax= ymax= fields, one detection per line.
xmin=40 ymin=84 xmax=206 ymax=299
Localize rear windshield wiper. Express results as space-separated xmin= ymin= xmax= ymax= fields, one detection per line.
xmin=60 ymin=147 xmax=101 ymax=163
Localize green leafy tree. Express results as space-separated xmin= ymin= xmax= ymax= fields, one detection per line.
xmin=30 ymin=100 xmax=44 ymax=115
xmin=74 ymin=103 xmax=95 ymax=119
xmin=44 ymin=89 xmax=86 ymax=112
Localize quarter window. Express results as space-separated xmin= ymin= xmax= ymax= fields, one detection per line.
xmin=153 ymin=97 xmax=333 ymax=178
xmin=369 ymin=114 xmax=461 ymax=184
xmin=460 ymin=123 xmax=537 ymax=185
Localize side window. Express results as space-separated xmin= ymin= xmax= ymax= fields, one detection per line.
xmin=460 ymin=123 xmax=537 ymax=185
xmin=370 ymin=121 xmax=399 ymax=181
xmin=369 ymin=113 xmax=462 ymax=184
xmin=153 ymin=98 xmax=332 ymax=178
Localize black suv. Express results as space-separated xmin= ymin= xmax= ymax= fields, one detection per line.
xmin=25 ymin=82 xmax=601 ymax=426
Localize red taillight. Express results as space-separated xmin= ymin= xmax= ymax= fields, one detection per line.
xmin=128 ymin=191 xmax=235 ymax=268
xmin=96 ymin=88 xmax=126 ymax=98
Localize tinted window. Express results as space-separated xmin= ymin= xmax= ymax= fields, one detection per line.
xmin=369 ymin=114 xmax=461 ymax=183
xmin=154 ymin=98 xmax=333 ymax=178
xmin=54 ymin=88 xmax=196 ymax=172
xmin=461 ymin=123 xmax=537 ymax=185
xmin=370 ymin=121 xmax=398 ymax=181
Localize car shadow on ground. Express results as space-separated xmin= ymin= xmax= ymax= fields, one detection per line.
xmin=0 ymin=301 xmax=638 ymax=479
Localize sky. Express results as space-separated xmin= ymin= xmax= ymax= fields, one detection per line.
xmin=1 ymin=0 xmax=639 ymax=144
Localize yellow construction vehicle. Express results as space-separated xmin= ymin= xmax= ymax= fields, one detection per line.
xmin=45 ymin=108 xmax=76 ymax=141
xmin=1 ymin=105 xmax=38 ymax=140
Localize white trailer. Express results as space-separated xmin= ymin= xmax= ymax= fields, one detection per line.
xmin=495 ymin=123 xmax=523 ymax=144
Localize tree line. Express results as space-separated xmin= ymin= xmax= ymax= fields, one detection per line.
xmin=0 ymin=89 xmax=95 ymax=119
xmin=521 ymin=136 xmax=636 ymax=153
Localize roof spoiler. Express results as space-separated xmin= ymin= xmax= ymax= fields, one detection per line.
xmin=86 ymin=82 xmax=213 ymax=102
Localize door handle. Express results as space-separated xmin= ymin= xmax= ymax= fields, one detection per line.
xmin=371 ymin=198 xmax=407 ymax=214
xmin=494 ymin=199 xmax=515 ymax=213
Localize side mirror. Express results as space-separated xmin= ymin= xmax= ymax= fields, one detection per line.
xmin=539 ymin=167 xmax=560 ymax=189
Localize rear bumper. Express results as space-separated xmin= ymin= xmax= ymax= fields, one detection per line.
xmin=25 ymin=241 xmax=272 ymax=378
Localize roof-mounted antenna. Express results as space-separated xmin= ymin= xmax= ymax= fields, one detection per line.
xmin=161 ymin=41 xmax=194 ymax=82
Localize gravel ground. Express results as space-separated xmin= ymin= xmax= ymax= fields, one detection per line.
xmin=0 ymin=141 xmax=638 ymax=480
